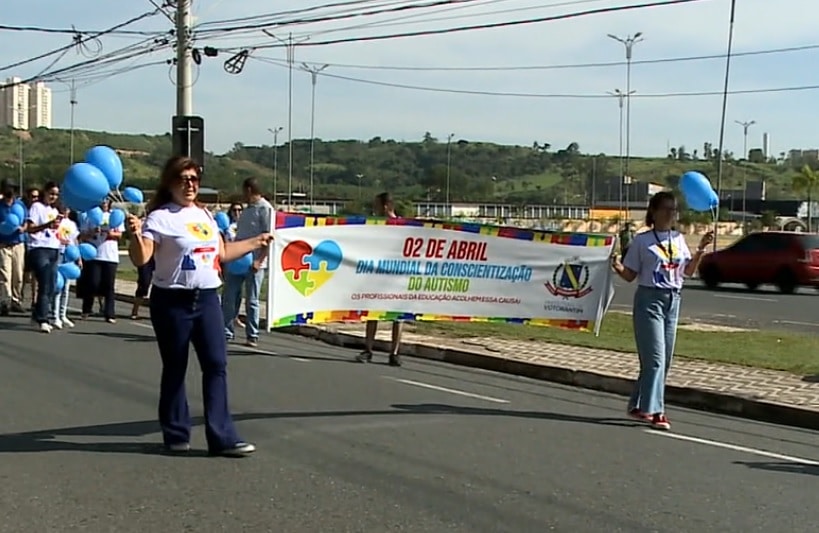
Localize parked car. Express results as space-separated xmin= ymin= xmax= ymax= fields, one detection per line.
xmin=697 ymin=231 xmax=819 ymax=294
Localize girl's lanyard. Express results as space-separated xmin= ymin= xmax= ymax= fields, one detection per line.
xmin=653 ymin=230 xmax=674 ymax=265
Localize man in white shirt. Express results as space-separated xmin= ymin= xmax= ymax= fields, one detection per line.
xmin=222 ymin=178 xmax=273 ymax=347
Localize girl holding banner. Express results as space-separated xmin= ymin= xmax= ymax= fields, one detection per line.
xmin=611 ymin=191 xmax=713 ymax=431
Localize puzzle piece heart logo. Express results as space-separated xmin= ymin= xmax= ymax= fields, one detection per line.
xmin=280 ymin=239 xmax=344 ymax=297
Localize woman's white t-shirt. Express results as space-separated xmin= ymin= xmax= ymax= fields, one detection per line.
xmin=82 ymin=211 xmax=124 ymax=263
xmin=26 ymin=202 xmax=61 ymax=249
xmin=57 ymin=218 xmax=79 ymax=252
xmin=142 ymin=203 xmax=222 ymax=290
xmin=623 ymin=229 xmax=692 ymax=290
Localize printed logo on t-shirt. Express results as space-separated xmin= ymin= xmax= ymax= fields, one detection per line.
xmin=186 ymin=222 xmax=214 ymax=241
xmin=649 ymin=238 xmax=683 ymax=285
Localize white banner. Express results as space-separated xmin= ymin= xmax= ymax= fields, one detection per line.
xmin=268 ymin=215 xmax=615 ymax=333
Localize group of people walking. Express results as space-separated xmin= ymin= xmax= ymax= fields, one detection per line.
xmin=0 ymin=179 xmax=123 ymax=333
xmin=2 ymin=153 xmax=714 ymax=454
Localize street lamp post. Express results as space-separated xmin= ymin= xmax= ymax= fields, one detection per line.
xmin=607 ymin=89 xmax=633 ymax=218
xmin=267 ymin=126 xmax=283 ymax=205
xmin=608 ymin=32 xmax=643 ymax=219
xmin=263 ymin=31 xmax=310 ymax=206
xmin=735 ymin=119 xmax=755 ymax=232
xmin=446 ymin=133 xmax=454 ymax=206
xmin=356 ymin=173 xmax=364 ymax=201
xmin=301 ymin=63 xmax=329 ymax=209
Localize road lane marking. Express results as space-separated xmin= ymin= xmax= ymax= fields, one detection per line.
xmin=644 ymin=430 xmax=819 ymax=465
xmin=387 ymin=377 xmax=509 ymax=404
xmin=712 ymin=294 xmax=777 ymax=302
xmin=774 ymin=320 xmax=819 ymax=328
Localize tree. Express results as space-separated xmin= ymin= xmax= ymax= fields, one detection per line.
xmin=792 ymin=164 xmax=819 ymax=231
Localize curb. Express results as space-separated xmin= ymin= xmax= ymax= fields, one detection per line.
xmin=112 ymin=291 xmax=819 ymax=431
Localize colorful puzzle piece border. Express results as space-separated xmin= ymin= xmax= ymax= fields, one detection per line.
xmin=275 ymin=212 xmax=613 ymax=247
xmin=273 ymin=309 xmax=593 ymax=331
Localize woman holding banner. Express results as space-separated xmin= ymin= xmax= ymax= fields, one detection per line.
xmin=611 ymin=191 xmax=713 ymax=431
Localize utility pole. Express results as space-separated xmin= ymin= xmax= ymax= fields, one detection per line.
xmin=446 ymin=133 xmax=455 ymax=206
xmin=263 ymin=31 xmax=309 ymax=207
xmin=268 ymin=126 xmax=283 ymax=205
xmin=69 ymin=79 xmax=77 ymax=164
xmin=356 ymin=173 xmax=364 ymax=200
xmin=175 ymin=0 xmax=193 ymax=116
xmin=608 ymin=32 xmax=643 ymax=219
xmin=301 ymin=63 xmax=329 ymax=209
xmin=17 ymin=131 xmax=23 ymax=192
xmin=607 ymin=89 xmax=631 ymax=218
xmin=735 ymin=119 xmax=755 ymax=232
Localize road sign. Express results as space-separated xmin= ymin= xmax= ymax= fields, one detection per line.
xmin=171 ymin=115 xmax=205 ymax=171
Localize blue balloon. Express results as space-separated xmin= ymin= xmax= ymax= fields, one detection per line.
xmin=85 ymin=145 xmax=123 ymax=190
xmin=55 ymin=272 xmax=66 ymax=293
xmin=227 ymin=253 xmax=253 ymax=275
xmin=214 ymin=211 xmax=230 ymax=232
xmin=10 ymin=201 xmax=25 ymax=221
xmin=63 ymin=163 xmax=110 ymax=203
xmin=122 ymin=186 xmax=144 ymax=203
xmin=0 ymin=213 xmax=20 ymax=234
xmin=0 ymin=221 xmax=17 ymax=236
xmin=64 ymin=244 xmax=80 ymax=262
xmin=61 ymin=186 xmax=99 ymax=212
xmin=79 ymin=243 xmax=97 ymax=261
xmin=679 ymin=171 xmax=719 ymax=212
xmin=85 ymin=207 xmax=104 ymax=227
xmin=58 ymin=262 xmax=81 ymax=281
xmin=108 ymin=208 xmax=126 ymax=229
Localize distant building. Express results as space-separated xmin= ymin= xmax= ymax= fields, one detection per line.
xmin=0 ymin=77 xmax=52 ymax=130
xmin=28 ymin=81 xmax=52 ymax=129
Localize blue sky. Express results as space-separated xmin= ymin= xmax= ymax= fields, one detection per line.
xmin=1 ymin=0 xmax=816 ymax=158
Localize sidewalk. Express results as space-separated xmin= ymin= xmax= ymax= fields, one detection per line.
xmin=113 ymin=279 xmax=819 ymax=430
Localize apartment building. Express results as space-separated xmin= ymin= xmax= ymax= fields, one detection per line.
xmin=0 ymin=77 xmax=52 ymax=130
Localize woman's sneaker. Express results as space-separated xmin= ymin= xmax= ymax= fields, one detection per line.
xmin=62 ymin=317 xmax=75 ymax=328
xmin=650 ymin=414 xmax=671 ymax=431
xmin=213 ymin=442 xmax=256 ymax=458
xmin=627 ymin=408 xmax=652 ymax=423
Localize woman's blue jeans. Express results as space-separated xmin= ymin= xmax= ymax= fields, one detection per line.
xmin=28 ymin=247 xmax=59 ymax=325
xmin=629 ymin=286 xmax=681 ymax=415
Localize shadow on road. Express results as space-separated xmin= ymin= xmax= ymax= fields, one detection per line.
xmin=69 ymin=331 xmax=155 ymax=342
xmin=226 ymin=350 xmax=360 ymax=364
xmin=734 ymin=461 xmax=819 ymax=476
xmin=0 ymin=404 xmax=641 ymax=456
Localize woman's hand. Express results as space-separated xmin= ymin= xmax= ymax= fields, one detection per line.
xmin=610 ymin=252 xmax=624 ymax=274
xmin=698 ymin=231 xmax=715 ymax=251
xmin=255 ymin=232 xmax=273 ymax=249
xmin=126 ymin=214 xmax=142 ymax=235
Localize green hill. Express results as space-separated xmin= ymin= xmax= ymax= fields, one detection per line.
xmin=0 ymin=127 xmax=807 ymax=205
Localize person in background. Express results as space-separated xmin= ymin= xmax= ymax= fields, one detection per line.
xmin=222 ymin=179 xmax=272 ymax=348
xmin=356 ymin=192 xmax=404 ymax=367
xmin=0 ymin=180 xmax=27 ymax=316
xmin=619 ymin=222 xmax=634 ymax=257
xmin=222 ymin=201 xmax=245 ymax=329
xmin=611 ymin=191 xmax=714 ymax=431
xmin=24 ymin=182 xmax=62 ymax=333
xmin=53 ymin=204 xmax=79 ymax=329
xmin=22 ymin=187 xmax=40 ymax=309
xmin=131 ymin=214 xmax=154 ymax=320
xmin=79 ymin=199 xmax=123 ymax=323
xmin=127 ymin=155 xmax=272 ymax=457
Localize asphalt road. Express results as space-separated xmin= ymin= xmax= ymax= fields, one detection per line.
xmin=1 ymin=305 xmax=817 ymax=532
xmin=610 ymin=278 xmax=819 ymax=333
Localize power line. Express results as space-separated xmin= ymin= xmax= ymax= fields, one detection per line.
xmin=0 ymin=24 xmax=166 ymax=36
xmin=252 ymin=56 xmax=819 ymax=99
xmin=196 ymin=0 xmax=490 ymax=36
xmin=218 ymin=0 xmax=711 ymax=51
xmin=0 ymin=9 xmax=162 ymax=75
xmin=294 ymin=42 xmax=819 ymax=72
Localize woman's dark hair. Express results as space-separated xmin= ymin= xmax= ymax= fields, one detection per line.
xmin=645 ymin=191 xmax=677 ymax=227
xmin=146 ymin=156 xmax=202 ymax=214
xmin=228 ymin=201 xmax=243 ymax=222
xmin=40 ymin=181 xmax=59 ymax=204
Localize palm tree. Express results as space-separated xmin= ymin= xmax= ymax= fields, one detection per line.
xmin=792 ymin=164 xmax=819 ymax=232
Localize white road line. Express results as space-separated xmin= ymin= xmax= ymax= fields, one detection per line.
xmin=387 ymin=377 xmax=510 ymax=404
xmin=774 ymin=319 xmax=819 ymax=328
xmin=712 ymin=294 xmax=778 ymax=302
xmin=644 ymin=430 xmax=819 ymax=465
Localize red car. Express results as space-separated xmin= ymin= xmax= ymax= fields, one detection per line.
xmin=697 ymin=231 xmax=819 ymax=294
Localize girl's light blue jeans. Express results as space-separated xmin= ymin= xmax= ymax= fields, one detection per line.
xmin=629 ymin=285 xmax=681 ymax=415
